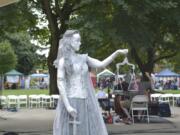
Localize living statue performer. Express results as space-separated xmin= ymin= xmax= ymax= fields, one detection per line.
xmin=53 ymin=30 xmax=128 ymax=135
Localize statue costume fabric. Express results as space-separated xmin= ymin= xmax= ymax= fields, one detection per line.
xmin=53 ymin=30 xmax=128 ymax=135
xmin=53 ymin=54 xmax=108 ymax=135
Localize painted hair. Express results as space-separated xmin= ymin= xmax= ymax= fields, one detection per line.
xmin=53 ymin=30 xmax=80 ymax=75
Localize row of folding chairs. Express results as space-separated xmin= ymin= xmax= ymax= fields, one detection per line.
xmin=131 ymin=94 xmax=177 ymax=124
xmin=0 ymin=94 xmax=60 ymax=109
xmin=151 ymin=93 xmax=180 ymax=106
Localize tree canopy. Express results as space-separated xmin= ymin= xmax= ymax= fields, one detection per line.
xmin=29 ymin=0 xmax=180 ymax=92
xmin=111 ymin=0 xmax=180 ymax=75
xmin=5 ymin=32 xmax=39 ymax=75
xmin=0 ymin=0 xmax=180 ymax=93
xmin=72 ymin=0 xmax=180 ymax=80
xmin=0 ymin=1 xmax=45 ymax=75
xmin=0 ymin=41 xmax=17 ymax=74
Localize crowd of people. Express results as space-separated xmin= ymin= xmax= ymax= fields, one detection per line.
xmin=154 ymin=79 xmax=179 ymax=90
xmin=96 ymin=72 xmax=155 ymax=125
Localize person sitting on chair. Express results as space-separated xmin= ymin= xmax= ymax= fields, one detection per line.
xmin=114 ymin=94 xmax=132 ymax=124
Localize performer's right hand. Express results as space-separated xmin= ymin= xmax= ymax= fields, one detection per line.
xmin=67 ymin=106 xmax=77 ymax=117
xmin=117 ymin=49 xmax=128 ymax=55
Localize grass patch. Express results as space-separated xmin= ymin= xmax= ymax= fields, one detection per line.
xmin=1 ymin=89 xmax=180 ymax=96
xmin=1 ymin=89 xmax=49 ymax=96
xmin=158 ymin=90 xmax=180 ymax=94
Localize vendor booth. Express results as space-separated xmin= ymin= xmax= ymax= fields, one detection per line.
xmin=30 ymin=73 xmax=49 ymax=89
xmin=5 ymin=69 xmax=23 ymax=89
xmin=155 ymin=68 xmax=179 ymax=89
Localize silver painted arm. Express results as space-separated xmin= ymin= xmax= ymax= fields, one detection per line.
xmin=87 ymin=49 xmax=128 ymax=68
xmin=57 ymin=58 xmax=77 ymax=117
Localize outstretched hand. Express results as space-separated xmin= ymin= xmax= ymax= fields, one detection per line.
xmin=117 ymin=49 xmax=128 ymax=55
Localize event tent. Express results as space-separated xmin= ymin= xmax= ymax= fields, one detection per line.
xmin=5 ymin=69 xmax=23 ymax=76
xmin=97 ymin=69 xmax=115 ymax=78
xmin=156 ymin=68 xmax=179 ymax=77
xmin=30 ymin=73 xmax=49 ymax=89
xmin=30 ymin=73 xmax=49 ymax=78
xmin=97 ymin=69 xmax=115 ymax=83
xmin=5 ymin=69 xmax=23 ymax=83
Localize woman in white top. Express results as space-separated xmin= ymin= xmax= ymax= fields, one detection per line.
xmin=53 ymin=30 xmax=128 ymax=135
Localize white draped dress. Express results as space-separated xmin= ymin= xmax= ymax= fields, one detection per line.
xmin=53 ymin=54 xmax=108 ymax=135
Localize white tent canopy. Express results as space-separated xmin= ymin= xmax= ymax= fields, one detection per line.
xmin=97 ymin=69 xmax=115 ymax=81
xmin=30 ymin=73 xmax=49 ymax=78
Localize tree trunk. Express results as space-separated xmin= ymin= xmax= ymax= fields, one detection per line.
xmin=48 ymin=64 xmax=58 ymax=95
xmin=48 ymin=28 xmax=67 ymax=94
xmin=48 ymin=35 xmax=59 ymax=95
xmin=40 ymin=0 xmax=73 ymax=94
xmin=131 ymin=47 xmax=155 ymax=81
xmin=0 ymin=74 xmax=3 ymax=109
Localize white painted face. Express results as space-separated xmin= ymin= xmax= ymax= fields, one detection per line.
xmin=71 ymin=33 xmax=81 ymax=51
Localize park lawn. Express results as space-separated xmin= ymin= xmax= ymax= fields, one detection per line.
xmin=1 ymin=89 xmax=49 ymax=96
xmin=159 ymin=90 xmax=180 ymax=94
xmin=1 ymin=89 xmax=180 ymax=96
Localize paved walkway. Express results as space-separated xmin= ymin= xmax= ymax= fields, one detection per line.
xmin=0 ymin=107 xmax=180 ymax=135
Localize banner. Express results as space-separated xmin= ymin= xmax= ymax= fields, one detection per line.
xmin=6 ymin=76 xmax=19 ymax=83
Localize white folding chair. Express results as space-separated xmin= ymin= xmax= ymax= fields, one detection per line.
xmin=50 ymin=94 xmax=60 ymax=108
xmin=17 ymin=95 xmax=28 ymax=108
xmin=7 ymin=95 xmax=18 ymax=108
xmin=41 ymin=95 xmax=51 ymax=108
xmin=150 ymin=93 xmax=162 ymax=102
xmin=131 ymin=95 xmax=149 ymax=124
xmin=173 ymin=94 xmax=180 ymax=106
xmin=38 ymin=94 xmax=46 ymax=107
xmin=159 ymin=94 xmax=173 ymax=106
xmin=0 ymin=96 xmax=7 ymax=109
xmin=29 ymin=95 xmax=40 ymax=108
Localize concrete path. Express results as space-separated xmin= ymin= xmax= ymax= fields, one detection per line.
xmin=0 ymin=107 xmax=180 ymax=135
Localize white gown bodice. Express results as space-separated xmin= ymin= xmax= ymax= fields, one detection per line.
xmin=65 ymin=54 xmax=88 ymax=99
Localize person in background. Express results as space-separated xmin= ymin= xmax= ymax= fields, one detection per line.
xmin=96 ymin=86 xmax=107 ymax=99
xmin=114 ymin=94 xmax=132 ymax=124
